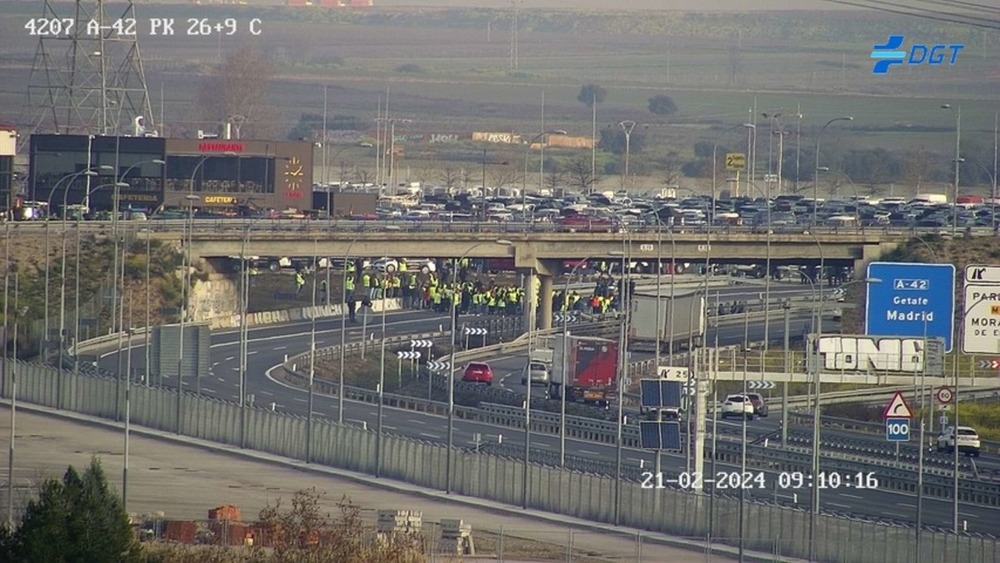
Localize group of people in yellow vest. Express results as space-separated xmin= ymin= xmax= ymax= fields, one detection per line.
xmin=323 ymin=257 xmax=629 ymax=321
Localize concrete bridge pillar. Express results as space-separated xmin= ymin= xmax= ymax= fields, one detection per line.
xmin=521 ymin=269 xmax=537 ymax=331
xmin=538 ymin=274 xmax=554 ymax=330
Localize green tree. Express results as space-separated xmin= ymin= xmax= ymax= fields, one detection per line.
xmin=4 ymin=458 xmax=139 ymax=563
xmin=577 ymin=83 xmax=607 ymax=107
xmin=647 ymin=94 xmax=678 ymax=116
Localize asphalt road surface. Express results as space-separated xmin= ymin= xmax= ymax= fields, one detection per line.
xmin=96 ymin=294 xmax=999 ymax=534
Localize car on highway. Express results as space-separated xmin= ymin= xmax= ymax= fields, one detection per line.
xmin=745 ymin=393 xmax=769 ymax=418
xmin=462 ymin=362 xmax=494 ymax=386
xmin=720 ymin=394 xmax=756 ymax=420
xmin=937 ymin=426 xmax=981 ymax=457
xmin=521 ymin=360 xmax=551 ymax=387
xmin=372 ymin=257 xmax=399 ymax=272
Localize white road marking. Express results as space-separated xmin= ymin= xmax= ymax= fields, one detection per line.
xmin=202 ymin=388 xmax=215 ymax=394
xmin=419 ymin=432 xmax=441 ymax=439
xmin=274 ymin=346 xmax=287 ymax=350
xmin=260 ymin=391 xmax=274 ymax=396
xmin=224 ymin=356 xmax=235 ymax=362
xmin=292 ymin=397 xmax=307 ymax=403
xmin=840 ymin=493 xmax=864 ymax=500
xmin=217 ymin=377 xmax=226 ymax=382
xmin=579 ymin=449 xmax=599 ymax=455
xmin=828 ymin=502 xmax=851 ymax=509
xmin=247 ymin=350 xmax=258 ymax=355
xmin=897 ymin=503 xmax=917 ymax=508
xmin=409 ymin=419 xmax=427 ymax=425
xmin=959 ymin=512 xmax=980 ymax=519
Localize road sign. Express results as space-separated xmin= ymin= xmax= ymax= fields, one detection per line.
xmin=866 ymin=262 xmax=955 ymax=351
xmin=885 ymin=417 xmax=911 ymax=442
xmin=410 ymin=339 xmax=433 ymax=348
xmin=396 ymin=350 xmax=421 ymax=360
xmin=978 ymin=359 xmax=1000 ymax=369
xmin=962 ymin=266 xmax=1000 ymax=354
xmin=656 ymin=366 xmax=689 ymax=380
xmin=463 ymin=327 xmax=488 ymax=336
xmin=965 ymin=265 xmax=1000 ymax=284
xmin=747 ymin=380 xmax=775 ymax=390
xmin=882 ymin=391 xmax=913 ymax=419
xmin=936 ymin=386 xmax=954 ymax=404
xmin=554 ymin=312 xmax=579 ymax=324
xmin=725 ymin=152 xmax=746 ymax=171
xmin=426 ymin=360 xmax=450 ymax=372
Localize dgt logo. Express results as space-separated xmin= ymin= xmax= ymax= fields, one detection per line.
xmin=871 ymin=35 xmax=964 ymax=75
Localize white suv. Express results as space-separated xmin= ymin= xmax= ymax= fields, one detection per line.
xmin=936 ymin=426 xmax=981 ymax=457
xmin=721 ymin=394 xmax=755 ymax=420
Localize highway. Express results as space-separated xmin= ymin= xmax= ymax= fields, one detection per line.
xmin=94 ymin=286 xmax=1000 ymax=534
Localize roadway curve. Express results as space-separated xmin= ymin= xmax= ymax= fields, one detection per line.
xmin=97 ymin=295 xmax=999 ymax=534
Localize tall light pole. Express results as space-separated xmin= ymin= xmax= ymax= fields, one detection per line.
xmin=43 ymin=168 xmax=105 ymax=359
xmin=175 ymin=191 xmax=201 ymax=433
xmin=958 ymin=157 xmax=996 ymax=229
xmin=813 ymin=116 xmax=854 ymax=226
xmin=447 ymin=239 xmax=511 ymax=494
xmin=307 ymin=240 xmax=319 ymax=463
xmin=557 ymin=252 xmax=623 ymax=466
xmin=613 ymin=237 xmax=630 ymax=526
xmin=338 ymin=238 xmax=360 ymax=424
xmin=618 ymin=120 xmax=637 ymax=189
xmin=5 ymin=275 xmax=22 ymax=530
xmin=376 ymin=245 xmax=390 ymax=478
xmin=816 ymin=166 xmax=862 ymax=226
xmin=522 ymin=130 xmax=567 ymax=213
xmin=941 ymin=104 xmax=961 ymax=236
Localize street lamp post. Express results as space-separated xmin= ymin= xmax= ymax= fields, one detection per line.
xmin=522 ymin=130 xmax=567 ymax=215
xmin=813 ymin=116 xmax=854 ymax=226
xmin=447 ymin=239 xmax=511 ymax=494
xmin=175 ymin=192 xmax=201 ymax=434
xmin=957 ymin=157 xmax=997 ymax=229
xmin=338 ymin=238 xmax=360 ymax=424
xmin=816 ymin=166 xmax=862 ymax=226
xmin=618 ymin=121 xmax=637 ymax=189
xmin=376 ymin=247 xmax=390 ymax=478
xmin=613 ymin=238 xmax=631 ymax=526
xmin=942 ymin=104 xmax=961 ymax=236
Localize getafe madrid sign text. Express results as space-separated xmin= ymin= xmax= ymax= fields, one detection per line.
xmin=813 ymin=336 xmax=929 ymax=373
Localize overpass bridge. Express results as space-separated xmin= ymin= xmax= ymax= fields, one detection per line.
xmin=171 ymin=223 xmax=898 ymax=330
xmin=2 ymin=219 xmax=908 ymax=329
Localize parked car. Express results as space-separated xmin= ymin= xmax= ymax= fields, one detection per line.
xmin=721 ymin=394 xmax=755 ymax=420
xmin=937 ymin=426 xmax=981 ymax=457
xmin=462 ymin=362 xmax=494 ymax=385
xmin=745 ymin=393 xmax=769 ymax=417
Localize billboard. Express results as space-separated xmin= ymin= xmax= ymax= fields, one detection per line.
xmin=807 ymin=334 xmax=945 ymax=376
xmin=472 ymin=132 xmax=522 ymax=144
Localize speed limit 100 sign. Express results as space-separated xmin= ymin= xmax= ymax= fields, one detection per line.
xmin=936 ymin=386 xmax=954 ymax=404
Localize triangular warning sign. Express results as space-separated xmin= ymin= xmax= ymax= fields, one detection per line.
xmin=882 ymin=392 xmax=913 ymax=419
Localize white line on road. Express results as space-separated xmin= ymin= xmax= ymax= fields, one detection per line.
xmin=579 ymin=450 xmax=599 ymax=455
xmin=840 ymin=493 xmax=864 ymax=500
xmin=260 ymin=391 xmax=274 ymax=396
xmin=247 ymin=351 xmax=258 ymax=355
xmin=897 ymin=503 xmax=917 ymax=509
xmin=409 ymin=419 xmax=427 ymax=425
xmin=217 ymin=377 xmax=226 ymax=382
xmin=384 ymin=426 xmax=397 ymax=431
xmin=292 ymin=397 xmax=307 ymax=403
xmin=212 ymin=362 xmax=220 ymax=367
xmin=224 ymin=356 xmax=235 ymax=362
xmin=419 ymin=432 xmax=441 ymax=439
xmin=274 ymin=346 xmax=287 ymax=350
xmin=828 ymin=502 xmax=851 ymax=509
xmin=202 ymin=388 xmax=215 ymax=394
xmin=959 ymin=512 xmax=980 ymax=519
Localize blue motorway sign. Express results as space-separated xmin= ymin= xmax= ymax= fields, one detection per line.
xmin=885 ymin=417 xmax=911 ymax=442
xmin=866 ymin=262 xmax=955 ymax=351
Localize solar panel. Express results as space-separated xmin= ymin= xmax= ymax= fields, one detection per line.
xmin=639 ymin=421 xmax=682 ymax=450
xmin=640 ymin=379 xmax=683 ymax=408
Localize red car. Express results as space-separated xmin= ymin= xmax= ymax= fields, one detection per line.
xmin=462 ymin=362 xmax=494 ymax=385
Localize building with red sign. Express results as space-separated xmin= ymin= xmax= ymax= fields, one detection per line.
xmin=28 ymin=134 xmax=314 ymax=215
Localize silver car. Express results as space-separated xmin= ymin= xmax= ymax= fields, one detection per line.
xmin=521 ymin=361 xmax=550 ymax=386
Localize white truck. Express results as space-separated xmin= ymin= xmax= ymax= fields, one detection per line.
xmin=628 ymin=292 xmax=705 ymax=351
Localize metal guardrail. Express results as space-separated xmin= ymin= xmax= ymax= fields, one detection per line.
xmin=15 ymin=217 xmax=987 ymax=239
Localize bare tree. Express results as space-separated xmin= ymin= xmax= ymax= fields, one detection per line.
xmin=568 ymin=155 xmax=601 ymax=192
xmin=439 ymin=167 xmax=460 ymax=191
xmin=197 ymin=44 xmax=275 ymax=139
xmin=488 ymin=166 xmax=522 ymax=191
xmin=902 ymin=146 xmax=934 ymax=193
xmin=659 ymin=150 xmax=684 ymax=187
xmin=355 ymin=168 xmax=374 ymax=186
xmin=545 ymin=169 xmax=566 ymax=193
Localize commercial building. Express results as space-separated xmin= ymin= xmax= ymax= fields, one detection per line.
xmin=28 ymin=134 xmax=314 ymax=214
xmin=0 ymin=127 xmax=15 ymax=208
